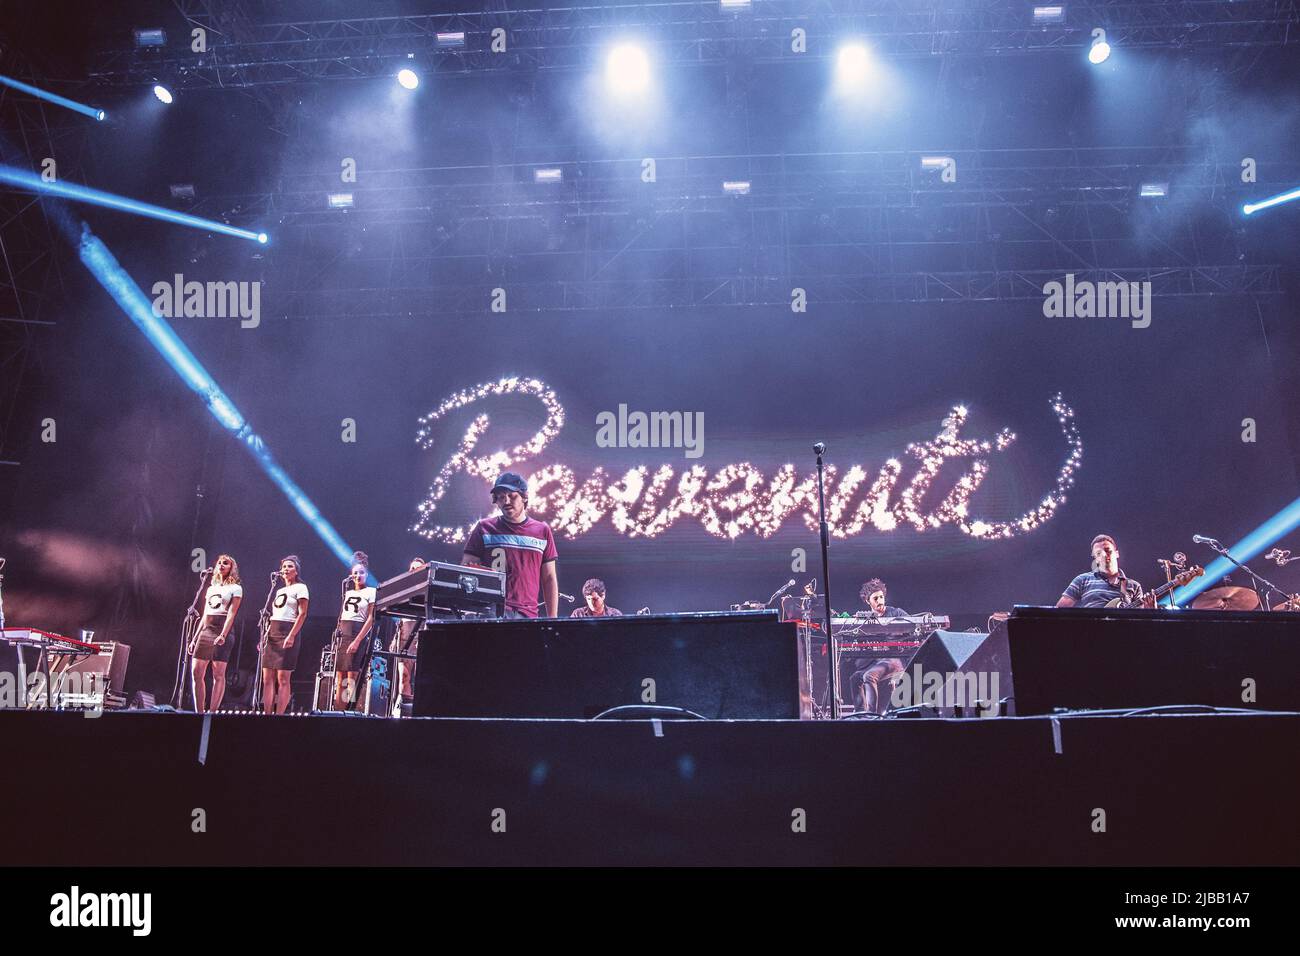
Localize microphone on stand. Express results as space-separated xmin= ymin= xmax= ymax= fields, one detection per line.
xmin=1266 ymin=548 xmax=1293 ymax=566
xmin=767 ymin=579 xmax=796 ymax=606
xmin=1192 ymin=534 xmax=1220 ymax=546
xmin=559 ymin=592 xmax=575 ymax=603
xmin=636 ymin=607 xmax=650 ymax=615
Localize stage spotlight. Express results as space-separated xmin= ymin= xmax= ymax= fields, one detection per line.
xmin=1243 ymin=186 xmax=1300 ymax=216
xmin=134 ymin=28 xmax=167 ymax=47
xmin=77 ymin=226 xmax=362 ymax=574
xmin=534 ymin=167 xmax=563 ymax=184
xmin=1174 ymin=496 xmax=1300 ymax=606
xmin=396 ymin=68 xmax=420 ymax=90
xmin=257 ymin=232 xmax=268 ymax=244
xmin=153 ymin=84 xmax=174 ymax=104
xmin=1032 ymin=5 xmax=1066 ymax=25
xmin=169 ymin=183 xmax=196 ymax=201
xmin=606 ymin=44 xmax=650 ymax=95
xmin=722 ymin=180 xmax=751 ymax=195
xmin=95 ymin=109 xmax=106 ymax=121
xmin=720 ymin=0 xmax=752 ymax=8
xmin=0 ymin=163 xmax=266 ymax=243
xmin=835 ymin=42 xmax=873 ymax=89
xmin=0 ymin=75 xmax=108 ymax=121
xmin=1088 ymin=30 xmax=1111 ymax=64
xmin=436 ymin=32 xmax=466 ymax=48
xmin=1140 ymin=182 xmax=1169 ymax=198
xmin=327 ymin=192 xmax=355 ymax=208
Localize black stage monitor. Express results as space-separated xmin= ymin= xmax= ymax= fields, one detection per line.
xmin=1006 ymin=605 xmax=1300 ymax=715
xmin=414 ymin=610 xmax=801 ymax=719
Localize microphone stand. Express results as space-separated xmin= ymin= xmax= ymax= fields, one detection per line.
xmin=249 ymin=573 xmax=280 ymax=709
xmin=1199 ymin=539 xmax=1288 ymax=610
xmin=813 ymin=443 xmax=840 ymax=718
xmin=170 ymin=570 xmax=211 ymax=710
xmin=766 ymin=581 xmax=794 ymax=608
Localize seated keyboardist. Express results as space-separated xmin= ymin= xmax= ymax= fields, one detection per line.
xmin=847 ymin=577 xmax=910 ymax=715
xmin=570 ymin=578 xmax=622 ymax=618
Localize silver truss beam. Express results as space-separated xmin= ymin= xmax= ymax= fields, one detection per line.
xmin=260 ymin=264 xmax=1281 ymax=317
xmin=83 ymin=1 xmax=1300 ymax=90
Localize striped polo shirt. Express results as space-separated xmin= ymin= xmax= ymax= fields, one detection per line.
xmin=1061 ymin=571 xmax=1143 ymax=608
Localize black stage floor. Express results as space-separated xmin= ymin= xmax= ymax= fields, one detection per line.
xmin=3 ymin=709 xmax=1297 ymax=866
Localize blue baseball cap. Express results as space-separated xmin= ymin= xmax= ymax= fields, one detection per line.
xmin=491 ymin=472 xmax=528 ymax=496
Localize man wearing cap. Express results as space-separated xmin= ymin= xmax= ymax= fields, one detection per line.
xmin=462 ymin=472 xmax=560 ymax=618
xmin=1056 ymin=533 xmax=1149 ymax=608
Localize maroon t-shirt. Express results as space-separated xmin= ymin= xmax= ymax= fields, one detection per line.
xmin=464 ymin=514 xmax=558 ymax=617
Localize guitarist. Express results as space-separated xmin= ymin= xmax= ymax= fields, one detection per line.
xmin=1056 ymin=534 xmax=1153 ymax=608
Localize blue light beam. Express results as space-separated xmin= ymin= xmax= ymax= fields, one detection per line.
xmin=77 ymin=224 xmax=363 ymax=575
xmin=0 ymin=74 xmax=105 ymax=121
xmin=1243 ymin=185 xmax=1300 ymax=216
xmin=1173 ymin=495 xmax=1300 ymax=606
xmin=0 ymin=163 xmax=266 ymax=243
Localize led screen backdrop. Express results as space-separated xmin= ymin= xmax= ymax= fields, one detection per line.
xmin=181 ymin=293 xmax=1295 ymax=619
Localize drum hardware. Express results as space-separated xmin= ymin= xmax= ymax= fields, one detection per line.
xmin=1271 ymin=595 xmax=1300 ymax=611
xmin=1190 ymin=585 xmax=1261 ymax=611
xmin=1192 ymin=535 xmax=1292 ymax=611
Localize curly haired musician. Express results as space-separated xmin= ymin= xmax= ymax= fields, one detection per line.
xmin=847 ymin=577 xmax=910 ymax=715
xmin=570 ymin=578 xmax=622 ymax=617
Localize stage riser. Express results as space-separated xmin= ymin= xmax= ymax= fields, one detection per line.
xmin=1 ymin=712 xmax=1297 ymax=866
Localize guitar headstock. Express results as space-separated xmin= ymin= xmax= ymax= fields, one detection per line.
xmin=1177 ymin=565 xmax=1205 ymax=585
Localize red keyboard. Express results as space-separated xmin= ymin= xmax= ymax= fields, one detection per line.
xmin=0 ymin=628 xmax=101 ymax=654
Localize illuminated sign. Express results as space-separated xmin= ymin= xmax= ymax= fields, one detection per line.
xmin=412 ymin=378 xmax=1082 ymax=543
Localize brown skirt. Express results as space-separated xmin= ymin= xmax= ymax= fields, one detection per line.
xmin=333 ymin=619 xmax=361 ymax=672
xmin=262 ymin=619 xmax=301 ymax=671
xmin=192 ymin=616 xmax=232 ymax=662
